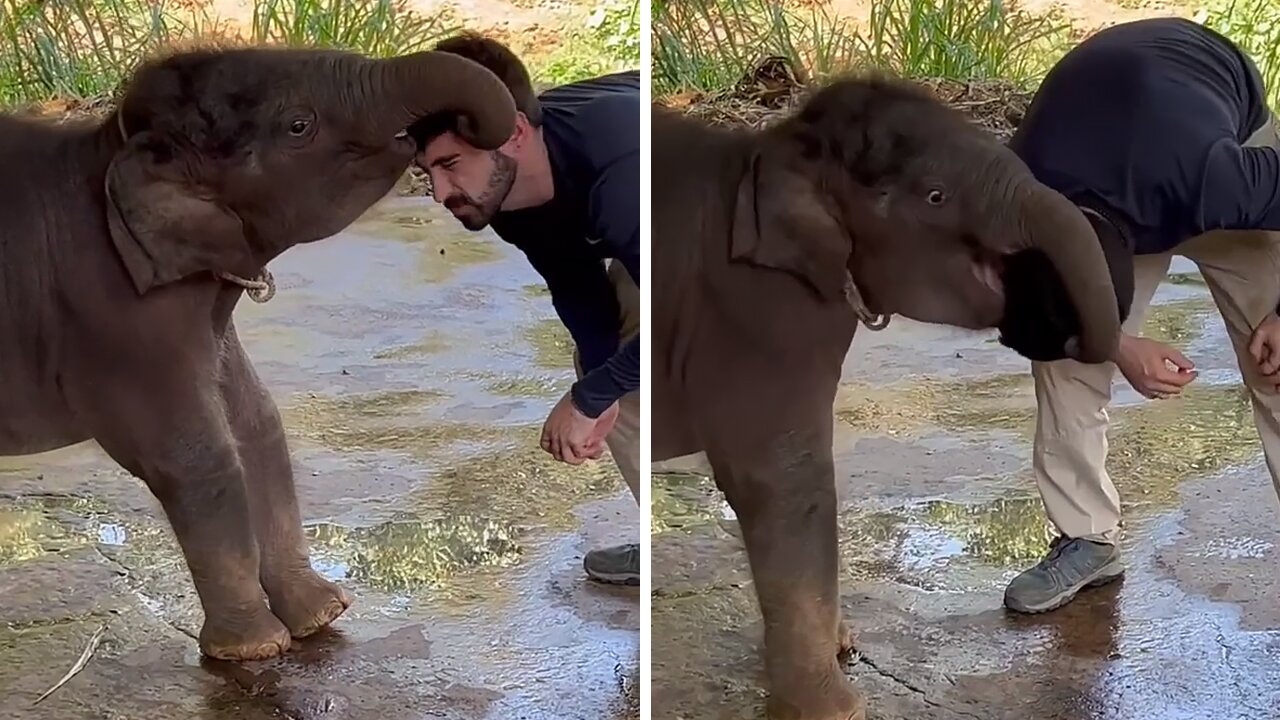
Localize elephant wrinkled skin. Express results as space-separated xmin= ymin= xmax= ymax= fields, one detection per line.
xmin=0 ymin=46 xmax=515 ymax=662
xmin=650 ymin=75 xmax=1122 ymax=720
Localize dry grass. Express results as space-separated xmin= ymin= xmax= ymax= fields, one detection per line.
xmin=657 ymin=56 xmax=1035 ymax=141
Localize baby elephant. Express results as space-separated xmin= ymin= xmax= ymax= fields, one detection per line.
xmin=650 ymin=74 xmax=1124 ymax=719
xmin=0 ymin=46 xmax=515 ymax=661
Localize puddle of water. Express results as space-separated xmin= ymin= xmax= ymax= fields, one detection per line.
xmin=408 ymin=427 xmax=622 ymax=532
xmin=0 ymin=495 xmax=118 ymax=566
xmin=470 ymin=372 xmax=564 ymax=399
xmin=523 ymin=284 xmax=551 ymax=299
xmin=835 ymin=375 xmax=1257 ymax=520
xmin=1141 ymin=296 xmax=1214 ymax=346
xmin=1197 ymin=535 xmax=1274 ymax=560
xmin=0 ymin=508 xmax=88 ymax=565
xmin=650 ymin=468 xmax=1056 ymax=591
xmin=836 ymin=373 xmax=1036 ymax=439
xmin=838 ymin=497 xmax=1056 ymax=591
xmin=658 ymin=372 xmax=1258 ymax=592
xmin=524 ymin=319 xmax=576 ymax=370
xmin=306 ymin=517 xmax=522 ymax=592
xmin=373 ymin=331 xmax=451 ymax=360
xmin=281 ymin=389 xmax=507 ymax=459
xmin=650 ymin=472 xmax=732 ymax=535
xmin=350 ymin=203 xmax=502 ymax=284
xmin=97 ymin=522 xmax=128 ymax=546
xmin=282 ymin=387 xmax=623 ymax=532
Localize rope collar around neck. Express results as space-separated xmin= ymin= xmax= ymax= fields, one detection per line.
xmin=844 ymin=271 xmax=890 ymax=330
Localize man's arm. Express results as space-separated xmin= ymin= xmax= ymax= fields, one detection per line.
xmin=570 ymin=150 xmax=641 ymax=419
xmin=1197 ymin=138 xmax=1280 ymax=232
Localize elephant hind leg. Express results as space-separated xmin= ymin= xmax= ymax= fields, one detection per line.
xmin=66 ymin=368 xmax=291 ymax=661
xmin=218 ymin=326 xmax=351 ymax=638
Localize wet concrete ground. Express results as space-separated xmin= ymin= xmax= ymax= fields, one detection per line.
xmin=652 ymin=259 xmax=1280 ymax=719
xmin=0 ymin=195 xmax=639 ymax=720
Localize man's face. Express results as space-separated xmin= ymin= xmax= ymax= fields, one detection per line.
xmin=416 ymin=130 xmax=517 ymax=231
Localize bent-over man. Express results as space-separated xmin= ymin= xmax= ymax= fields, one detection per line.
xmin=1003 ymin=16 xmax=1280 ymax=612
xmin=409 ymin=34 xmax=641 ymax=586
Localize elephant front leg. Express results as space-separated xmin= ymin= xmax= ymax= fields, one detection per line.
xmin=152 ymin=452 xmax=294 ymax=660
xmin=219 ymin=331 xmax=351 ymax=638
xmin=708 ymin=436 xmax=865 ymax=720
xmin=72 ymin=385 xmax=291 ymax=660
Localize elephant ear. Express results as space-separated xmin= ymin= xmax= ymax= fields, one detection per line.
xmin=729 ymin=150 xmax=851 ymax=302
xmin=104 ymin=130 xmax=255 ymax=296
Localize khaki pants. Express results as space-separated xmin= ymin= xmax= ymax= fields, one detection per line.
xmin=572 ymin=260 xmax=640 ymax=501
xmin=1032 ymin=115 xmax=1280 ymax=543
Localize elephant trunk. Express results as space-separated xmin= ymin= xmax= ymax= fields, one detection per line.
xmin=1017 ymin=181 xmax=1122 ymax=363
xmin=369 ymin=51 xmax=516 ymax=150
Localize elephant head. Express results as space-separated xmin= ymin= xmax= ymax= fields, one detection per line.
xmin=102 ymin=46 xmax=517 ymax=296
xmin=730 ymin=74 xmax=1125 ymax=363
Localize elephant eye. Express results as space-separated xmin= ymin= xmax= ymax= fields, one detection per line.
xmin=927 ymin=189 xmax=947 ymax=205
xmin=288 ymin=119 xmax=311 ymax=136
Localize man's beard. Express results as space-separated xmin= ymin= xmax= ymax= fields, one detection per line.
xmin=444 ymin=151 xmax=517 ymax=231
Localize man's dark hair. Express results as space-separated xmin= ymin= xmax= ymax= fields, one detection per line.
xmin=997 ymin=210 xmax=1135 ymax=362
xmin=409 ymin=32 xmax=541 ymax=147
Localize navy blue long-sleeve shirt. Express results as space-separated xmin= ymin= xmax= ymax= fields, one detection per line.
xmin=1010 ymin=18 xmax=1280 ymax=255
xmin=489 ymin=70 xmax=640 ymax=418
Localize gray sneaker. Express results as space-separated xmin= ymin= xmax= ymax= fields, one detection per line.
xmin=1004 ymin=535 xmax=1123 ymax=613
xmin=584 ymin=543 xmax=639 ymax=586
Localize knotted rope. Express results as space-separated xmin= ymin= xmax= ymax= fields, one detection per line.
xmin=217 ymin=269 xmax=276 ymax=303
xmin=844 ymin=271 xmax=890 ymax=330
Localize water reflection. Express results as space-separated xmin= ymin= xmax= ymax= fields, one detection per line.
xmin=835 ymin=373 xmax=1258 ymax=515
xmin=0 ymin=507 xmax=87 ymax=565
xmin=307 ymin=517 xmax=522 ymax=591
xmin=523 ymin=319 xmax=576 ymax=370
xmin=349 ymin=203 xmax=502 ymax=285
xmin=373 ymin=331 xmax=450 ymax=360
xmin=282 ymin=387 xmax=623 ymax=531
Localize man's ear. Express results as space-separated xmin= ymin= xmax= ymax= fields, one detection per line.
xmin=729 ymin=150 xmax=852 ymax=302
xmin=104 ymin=131 xmax=256 ymax=295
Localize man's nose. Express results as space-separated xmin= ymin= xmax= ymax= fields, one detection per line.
xmin=428 ymin=176 xmax=447 ymax=202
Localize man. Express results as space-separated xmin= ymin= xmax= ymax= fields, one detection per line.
xmin=1001 ymin=16 xmax=1280 ymax=613
xmin=409 ymin=34 xmax=640 ymax=585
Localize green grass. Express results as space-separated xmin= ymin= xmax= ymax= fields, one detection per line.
xmin=250 ymin=0 xmax=460 ymax=57
xmin=652 ymin=0 xmax=1073 ymax=96
xmin=1195 ymin=0 xmax=1280 ymax=110
xmin=652 ymin=0 xmax=857 ymax=95
xmin=654 ymin=0 xmax=1280 ymax=107
xmin=854 ymin=0 xmax=1072 ymax=86
xmin=0 ymin=0 xmax=213 ymax=105
xmin=531 ymin=0 xmax=640 ymax=86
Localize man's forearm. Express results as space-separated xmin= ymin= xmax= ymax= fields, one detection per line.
xmin=570 ymin=334 xmax=639 ymax=418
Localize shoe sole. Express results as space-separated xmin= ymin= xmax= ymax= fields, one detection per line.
xmin=585 ymin=571 xmax=640 ymax=586
xmin=1003 ymin=557 xmax=1124 ymax=614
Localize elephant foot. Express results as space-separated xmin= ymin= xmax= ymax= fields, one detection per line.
xmin=837 ymin=619 xmax=858 ymax=660
xmin=199 ymin=608 xmax=292 ymax=661
xmin=766 ymin=671 xmax=867 ymax=720
xmin=267 ymin=570 xmax=353 ymax=639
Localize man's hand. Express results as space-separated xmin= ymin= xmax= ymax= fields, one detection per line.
xmin=540 ymin=392 xmax=620 ymax=465
xmin=1115 ymin=334 xmax=1198 ymax=399
xmin=1248 ymin=312 xmax=1280 ymax=391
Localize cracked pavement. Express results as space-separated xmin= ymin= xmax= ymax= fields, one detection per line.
xmin=651 ymin=259 xmax=1280 ymax=719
